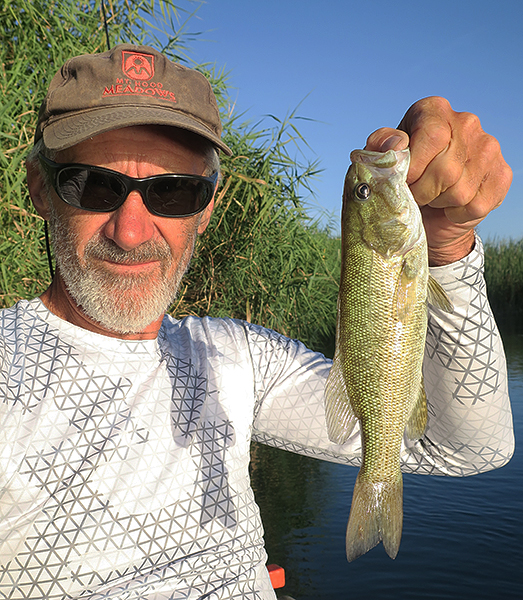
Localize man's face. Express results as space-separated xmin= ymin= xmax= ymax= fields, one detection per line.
xmin=37 ymin=126 xmax=215 ymax=338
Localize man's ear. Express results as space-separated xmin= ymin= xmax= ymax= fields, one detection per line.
xmin=197 ymin=196 xmax=215 ymax=234
xmin=26 ymin=160 xmax=51 ymax=220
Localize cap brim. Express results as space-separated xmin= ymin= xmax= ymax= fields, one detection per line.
xmin=42 ymin=105 xmax=233 ymax=156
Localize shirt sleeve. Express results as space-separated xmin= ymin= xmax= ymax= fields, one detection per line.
xmin=250 ymin=235 xmax=514 ymax=476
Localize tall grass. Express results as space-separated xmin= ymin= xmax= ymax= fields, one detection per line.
xmin=176 ymin=109 xmax=340 ymax=353
xmin=0 ymin=0 xmax=341 ymax=354
xmin=484 ymin=239 xmax=523 ymax=330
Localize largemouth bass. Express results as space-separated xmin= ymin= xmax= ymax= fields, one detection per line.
xmin=325 ymin=148 xmax=452 ymax=562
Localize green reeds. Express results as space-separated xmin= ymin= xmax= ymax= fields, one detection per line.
xmin=173 ymin=108 xmax=340 ymax=354
xmin=9 ymin=2 xmax=518 ymax=349
xmin=484 ymin=239 xmax=523 ymax=331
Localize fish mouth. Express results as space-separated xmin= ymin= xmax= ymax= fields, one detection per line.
xmin=350 ymin=148 xmax=410 ymax=176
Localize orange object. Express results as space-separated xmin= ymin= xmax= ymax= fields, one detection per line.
xmin=267 ymin=564 xmax=285 ymax=589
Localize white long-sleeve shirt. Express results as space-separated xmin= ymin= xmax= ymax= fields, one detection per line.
xmin=0 ymin=240 xmax=514 ymax=599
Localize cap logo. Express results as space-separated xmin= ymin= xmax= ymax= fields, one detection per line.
xmin=103 ymin=50 xmax=176 ymax=103
xmin=122 ymin=51 xmax=154 ymax=81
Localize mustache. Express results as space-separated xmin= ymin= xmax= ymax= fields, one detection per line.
xmin=85 ymin=236 xmax=172 ymax=265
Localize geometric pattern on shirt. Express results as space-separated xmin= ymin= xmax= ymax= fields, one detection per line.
xmin=0 ymin=303 xmax=263 ymax=599
xmin=0 ymin=233 xmax=515 ymax=600
xmin=416 ymin=248 xmax=513 ymax=476
xmin=250 ymin=243 xmax=513 ymax=480
xmin=160 ymin=344 xmax=237 ymax=528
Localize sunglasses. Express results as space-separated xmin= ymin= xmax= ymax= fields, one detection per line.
xmin=38 ymin=153 xmax=218 ymax=218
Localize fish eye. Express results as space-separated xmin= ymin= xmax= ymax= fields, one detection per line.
xmin=354 ymin=182 xmax=371 ymax=201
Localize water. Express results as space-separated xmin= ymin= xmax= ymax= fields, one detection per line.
xmin=251 ymin=331 xmax=523 ymax=599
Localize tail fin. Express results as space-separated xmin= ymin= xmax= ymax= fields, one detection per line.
xmin=345 ymin=472 xmax=403 ymax=562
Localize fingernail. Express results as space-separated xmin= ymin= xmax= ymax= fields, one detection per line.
xmin=380 ymin=135 xmax=404 ymax=152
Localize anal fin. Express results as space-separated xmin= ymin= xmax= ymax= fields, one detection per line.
xmin=406 ymin=377 xmax=428 ymax=440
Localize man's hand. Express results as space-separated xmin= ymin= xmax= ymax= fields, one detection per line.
xmin=365 ymin=97 xmax=512 ymax=266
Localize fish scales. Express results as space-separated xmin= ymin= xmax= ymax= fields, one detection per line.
xmin=325 ymin=148 xmax=450 ymax=562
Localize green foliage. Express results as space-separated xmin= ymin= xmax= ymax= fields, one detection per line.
xmin=484 ymin=239 xmax=523 ymax=330
xmin=0 ymin=0 xmax=341 ymax=353
xmin=176 ymin=110 xmax=340 ymax=352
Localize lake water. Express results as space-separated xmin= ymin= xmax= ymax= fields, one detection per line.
xmin=251 ymin=330 xmax=523 ymax=599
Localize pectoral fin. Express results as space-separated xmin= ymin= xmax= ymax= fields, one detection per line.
xmin=427 ymin=275 xmax=454 ymax=313
xmin=325 ymin=350 xmax=357 ymax=444
xmin=405 ymin=377 xmax=428 ymax=440
xmin=395 ymin=254 xmax=423 ymax=322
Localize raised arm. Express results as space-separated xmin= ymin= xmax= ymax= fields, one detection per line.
xmin=252 ymin=97 xmax=514 ymax=475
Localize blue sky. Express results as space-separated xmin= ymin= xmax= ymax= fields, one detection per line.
xmin=166 ymin=0 xmax=522 ymax=240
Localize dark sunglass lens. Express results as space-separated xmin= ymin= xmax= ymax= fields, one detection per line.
xmin=148 ymin=178 xmax=211 ymax=216
xmin=57 ymin=168 xmax=124 ymax=211
xmin=82 ymin=171 xmax=125 ymax=211
xmin=56 ymin=168 xmax=89 ymax=207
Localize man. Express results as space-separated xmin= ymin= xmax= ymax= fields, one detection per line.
xmin=0 ymin=44 xmax=514 ymax=599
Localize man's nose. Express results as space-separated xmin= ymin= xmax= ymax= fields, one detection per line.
xmin=102 ymin=192 xmax=156 ymax=251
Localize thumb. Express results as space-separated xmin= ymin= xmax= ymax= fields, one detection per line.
xmin=365 ymin=127 xmax=409 ymax=152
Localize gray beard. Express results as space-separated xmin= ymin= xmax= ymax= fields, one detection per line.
xmin=48 ymin=208 xmax=196 ymax=335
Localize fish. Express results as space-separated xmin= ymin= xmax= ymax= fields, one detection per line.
xmin=325 ymin=148 xmax=453 ymax=562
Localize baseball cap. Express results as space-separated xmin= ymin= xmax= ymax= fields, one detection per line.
xmin=34 ymin=44 xmax=232 ymax=156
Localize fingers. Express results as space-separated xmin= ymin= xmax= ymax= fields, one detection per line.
xmin=398 ymin=96 xmax=512 ymax=216
xmin=430 ymin=137 xmax=511 ymax=216
xmin=361 ymin=97 xmax=512 ymax=263
xmin=442 ymin=177 xmax=506 ymax=225
xmin=364 ymin=128 xmax=409 ymax=152
xmin=397 ymin=96 xmax=454 ymax=187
